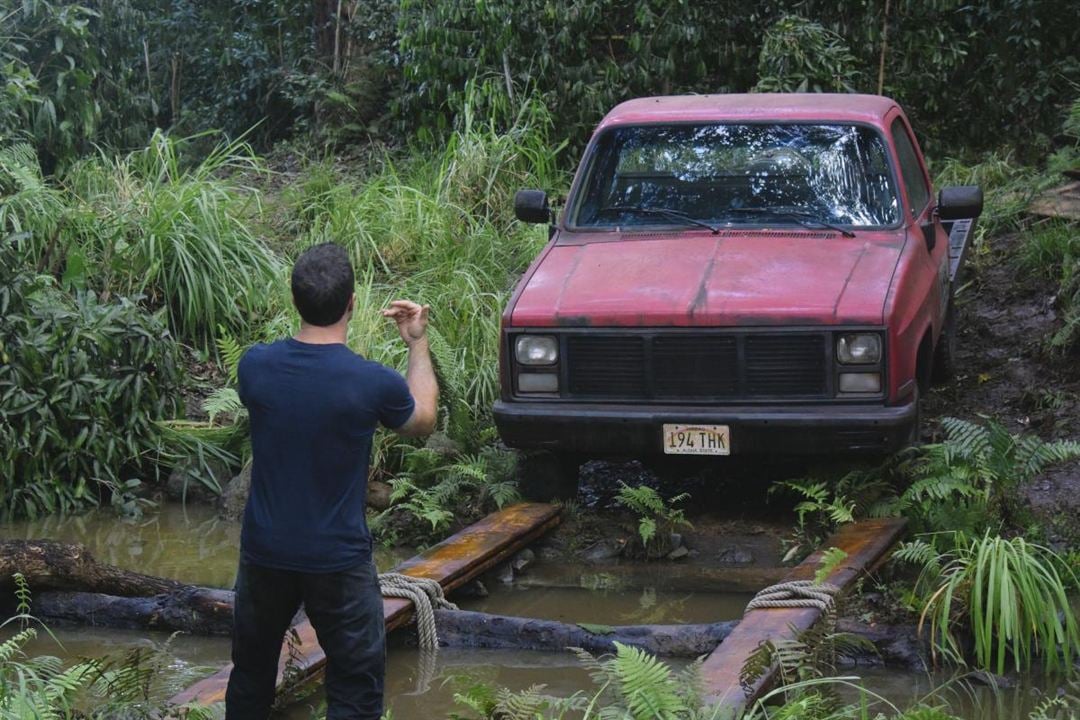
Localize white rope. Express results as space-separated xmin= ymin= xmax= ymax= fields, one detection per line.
xmin=378 ymin=573 xmax=458 ymax=649
xmin=745 ymin=580 xmax=841 ymax=613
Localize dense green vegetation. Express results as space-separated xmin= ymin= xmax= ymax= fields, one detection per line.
xmin=2 ymin=1 xmax=1080 ymax=717
xmin=4 ymin=0 xmax=1079 ymax=168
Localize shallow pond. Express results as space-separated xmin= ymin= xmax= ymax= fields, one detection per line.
xmin=0 ymin=503 xmax=409 ymax=589
xmin=1 ymin=504 xmax=1062 ymax=719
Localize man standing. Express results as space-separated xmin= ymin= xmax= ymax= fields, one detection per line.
xmin=226 ymin=243 xmax=438 ymax=719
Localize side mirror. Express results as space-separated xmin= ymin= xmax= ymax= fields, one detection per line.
xmin=514 ymin=189 xmax=551 ymax=224
xmin=937 ymin=186 xmax=983 ymax=221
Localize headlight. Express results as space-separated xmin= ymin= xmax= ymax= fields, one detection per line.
xmin=837 ymin=334 xmax=881 ymax=364
xmin=515 ymin=335 xmax=558 ymax=365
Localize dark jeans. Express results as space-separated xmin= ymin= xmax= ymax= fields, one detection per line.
xmin=225 ymin=559 xmax=385 ymax=720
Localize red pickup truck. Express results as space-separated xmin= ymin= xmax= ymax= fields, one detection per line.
xmin=494 ymin=94 xmax=981 ymax=495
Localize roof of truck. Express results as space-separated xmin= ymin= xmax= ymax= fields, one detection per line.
xmin=598 ymin=94 xmax=901 ymax=130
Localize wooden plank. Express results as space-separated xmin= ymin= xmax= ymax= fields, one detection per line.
xmin=1028 ymin=181 xmax=1080 ymax=221
xmin=700 ymin=517 xmax=907 ymax=714
xmin=167 ymin=503 xmax=561 ymax=708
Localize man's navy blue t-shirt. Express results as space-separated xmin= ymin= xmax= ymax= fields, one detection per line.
xmin=237 ymin=338 xmax=415 ymax=572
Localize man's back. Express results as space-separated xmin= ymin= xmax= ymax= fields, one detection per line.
xmin=238 ymin=338 xmax=414 ymax=572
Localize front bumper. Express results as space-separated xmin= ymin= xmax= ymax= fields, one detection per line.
xmin=493 ymin=400 xmax=917 ymax=455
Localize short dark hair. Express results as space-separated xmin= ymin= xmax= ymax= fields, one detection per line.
xmin=291 ymin=243 xmax=354 ymax=326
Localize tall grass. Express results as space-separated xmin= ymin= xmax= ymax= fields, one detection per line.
xmin=914 ymin=532 xmax=1080 ymax=676
xmin=63 ymin=131 xmax=282 ymax=345
xmin=1 ymin=131 xmax=282 ymax=347
xmin=284 ymin=97 xmax=566 ymax=449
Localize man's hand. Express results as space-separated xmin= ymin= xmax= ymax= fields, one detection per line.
xmin=382 ymin=300 xmax=429 ymax=345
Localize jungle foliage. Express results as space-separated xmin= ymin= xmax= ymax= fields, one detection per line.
xmin=0 ymin=238 xmax=183 ymax=519
xmin=4 ymin=0 xmax=1080 ymax=170
xmin=397 ymin=0 xmax=1079 ymax=156
xmin=898 ymin=532 xmax=1080 ymax=676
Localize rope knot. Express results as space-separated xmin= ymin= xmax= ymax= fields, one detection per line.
xmin=745 ymin=580 xmax=841 ymax=613
xmin=378 ymin=573 xmax=458 ymax=649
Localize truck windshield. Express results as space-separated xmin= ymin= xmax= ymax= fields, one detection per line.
xmin=574 ymin=124 xmax=900 ymax=229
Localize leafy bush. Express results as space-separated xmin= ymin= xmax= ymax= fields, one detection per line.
xmin=755 ymin=16 xmax=863 ymax=93
xmin=0 ymin=240 xmax=183 ymax=519
xmin=903 ymin=532 xmax=1080 ymax=675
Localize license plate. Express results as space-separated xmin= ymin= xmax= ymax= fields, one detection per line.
xmin=662 ymin=424 xmax=731 ymax=455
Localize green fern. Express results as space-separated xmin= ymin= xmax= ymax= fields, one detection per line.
xmin=814 ymin=547 xmax=848 ymax=585
xmin=204 ymin=387 xmax=245 ymax=426
xmin=215 ymin=326 xmax=247 ymax=382
xmin=615 ymin=483 xmax=692 ymax=558
xmin=613 ymin=642 xmax=687 ymax=719
xmin=898 ymin=417 xmax=1080 ymax=533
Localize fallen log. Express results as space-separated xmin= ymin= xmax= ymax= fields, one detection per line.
xmin=0 ymin=540 xmax=182 ymax=596
xmin=432 ymin=608 xmax=735 ymax=657
xmin=33 ymin=587 xmax=235 ymax=635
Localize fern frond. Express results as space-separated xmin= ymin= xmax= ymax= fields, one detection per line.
xmin=203 ymin=387 xmax=245 ymax=426
xmin=215 ymin=327 xmax=246 ymax=382
xmin=612 ymin=642 xmax=686 ymax=720
xmin=940 ymin=417 xmax=991 ymax=463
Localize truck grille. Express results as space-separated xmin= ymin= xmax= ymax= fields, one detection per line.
xmin=565 ymin=332 xmax=827 ymax=400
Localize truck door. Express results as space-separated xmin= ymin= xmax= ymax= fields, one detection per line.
xmin=890 ymin=116 xmax=949 ymax=340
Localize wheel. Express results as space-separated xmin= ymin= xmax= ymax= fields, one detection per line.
xmin=905 ymin=385 xmax=923 ymax=447
xmin=932 ymin=299 xmax=957 ymax=385
xmin=517 ymin=451 xmax=583 ymax=502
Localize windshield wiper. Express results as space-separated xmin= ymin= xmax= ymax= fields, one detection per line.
xmin=600 ymin=205 xmax=720 ymax=234
xmin=720 ymin=207 xmax=856 ymax=238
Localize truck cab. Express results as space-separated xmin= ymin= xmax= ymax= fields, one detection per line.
xmin=494 ymin=94 xmax=981 ymax=493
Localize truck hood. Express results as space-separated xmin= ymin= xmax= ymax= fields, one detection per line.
xmin=510 ymin=229 xmax=905 ymax=327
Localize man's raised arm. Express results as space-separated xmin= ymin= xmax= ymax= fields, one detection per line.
xmin=382 ymin=300 xmax=438 ymax=437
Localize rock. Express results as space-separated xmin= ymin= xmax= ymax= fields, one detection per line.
xmin=453 ymin=579 xmax=489 ymax=598
xmin=538 ymin=545 xmax=562 ymax=561
xmin=491 ymin=562 xmax=515 ymax=585
xmin=424 ymin=432 xmax=461 ymax=457
xmin=168 ymin=458 xmax=230 ymax=504
xmin=218 ymin=463 xmax=252 ymax=521
xmin=715 ymin=545 xmax=755 ymax=565
xmin=368 ymin=480 xmax=393 ymax=511
xmin=581 ymin=538 xmax=627 ymax=563
xmin=669 ymin=533 xmax=684 ymax=550
xmin=667 ymin=546 xmax=690 ymax=561
xmin=511 ymin=548 xmax=535 ymax=573
xmin=969 ymin=670 xmax=1015 ymax=688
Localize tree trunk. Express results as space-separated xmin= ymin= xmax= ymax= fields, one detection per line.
xmin=0 ymin=540 xmax=183 ymax=596
xmin=313 ymin=0 xmax=336 ymax=63
xmin=34 ymin=588 xmax=235 ymax=635
xmin=432 ymin=609 xmax=737 ymax=657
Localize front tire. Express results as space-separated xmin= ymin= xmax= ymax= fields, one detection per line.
xmin=932 ymin=300 xmax=957 ymax=384
xmin=517 ymin=451 xmax=583 ymax=503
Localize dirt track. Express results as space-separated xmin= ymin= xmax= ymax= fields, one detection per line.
xmin=923 ymin=231 xmax=1080 ymax=544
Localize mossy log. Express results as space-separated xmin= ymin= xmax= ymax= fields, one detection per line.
xmin=32 ymin=588 xmax=235 ymax=635
xmin=0 ymin=540 xmax=183 ymax=596
xmin=432 ymin=609 xmax=737 ymax=657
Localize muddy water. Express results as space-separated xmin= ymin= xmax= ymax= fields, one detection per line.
xmin=2 ymin=505 xmax=1055 ymax=719
xmin=0 ymin=503 xmax=410 ymax=588
xmin=0 ymin=503 xmax=756 ymax=717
